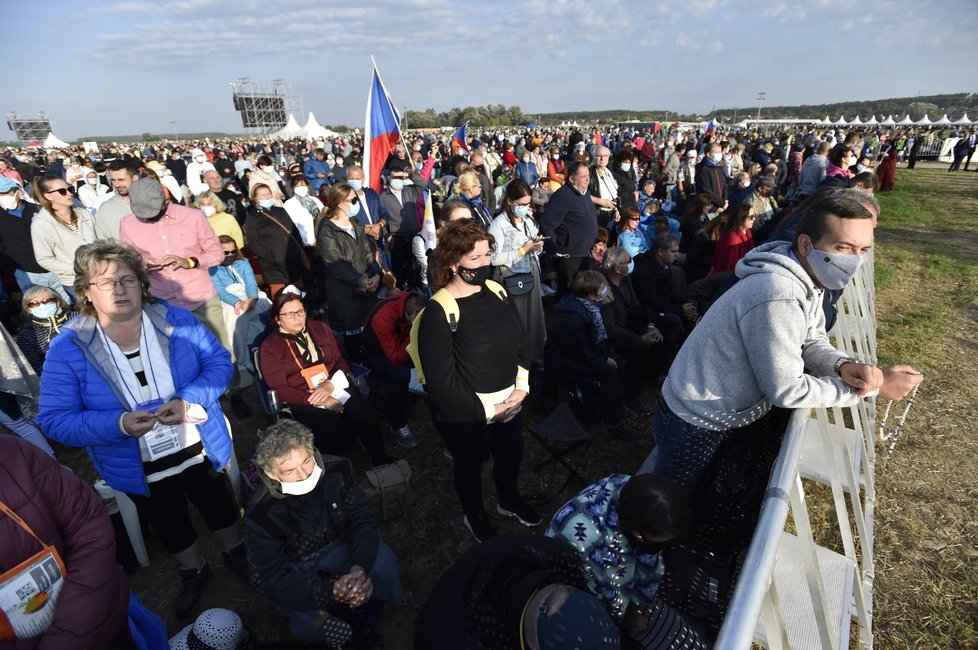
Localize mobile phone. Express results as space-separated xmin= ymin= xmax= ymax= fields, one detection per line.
xmin=537 ymin=236 xmax=550 ymax=240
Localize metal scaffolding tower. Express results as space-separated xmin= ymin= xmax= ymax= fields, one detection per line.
xmin=229 ymin=78 xmax=303 ymax=136
xmin=5 ymin=112 xmax=53 ymax=144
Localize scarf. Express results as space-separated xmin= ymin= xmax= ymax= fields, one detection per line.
xmin=97 ymin=310 xmax=175 ymax=409
xmin=576 ymin=298 xmax=607 ymax=344
xmin=297 ymin=194 xmax=321 ymax=218
xmin=277 ymin=329 xmax=322 ymax=367
xmin=28 ymin=310 xmax=74 ymax=354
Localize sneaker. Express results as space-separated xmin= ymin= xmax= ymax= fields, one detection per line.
xmin=229 ymin=393 xmax=252 ymax=418
xmin=174 ymin=561 xmax=210 ymax=618
xmin=606 ymin=420 xmax=644 ymax=441
xmin=497 ymin=497 xmax=543 ymax=527
xmin=221 ymin=542 xmax=251 ymax=584
xmin=462 ymin=511 xmax=498 ymax=543
xmin=624 ymin=399 xmax=653 ymax=416
xmin=391 ymin=424 xmax=417 ymax=449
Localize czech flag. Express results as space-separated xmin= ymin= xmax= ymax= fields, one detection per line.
xmin=363 ymin=59 xmax=402 ymax=193
xmin=704 ymin=118 xmax=715 ymax=136
xmin=451 ymin=122 xmax=470 ymax=154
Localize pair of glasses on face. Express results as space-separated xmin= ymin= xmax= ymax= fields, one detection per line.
xmin=280 ymin=308 xmax=306 ymax=320
xmin=45 ymin=186 xmax=76 ymax=196
xmin=28 ymin=297 xmax=56 ymax=308
xmin=223 ymin=250 xmax=239 ymax=257
xmin=89 ymin=275 xmax=140 ymax=291
xmin=348 ymin=195 xmax=360 ymax=205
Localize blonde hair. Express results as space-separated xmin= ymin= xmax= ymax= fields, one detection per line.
xmin=194 ymin=191 xmax=225 ymax=213
xmin=456 ymin=171 xmax=481 ymax=195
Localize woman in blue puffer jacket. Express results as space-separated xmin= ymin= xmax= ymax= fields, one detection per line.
xmin=37 ymin=239 xmax=246 ymax=619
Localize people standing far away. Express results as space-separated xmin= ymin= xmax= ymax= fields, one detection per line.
xmin=539 ymin=160 xmax=598 ymax=294
xmin=641 ymin=194 xmax=923 ymax=496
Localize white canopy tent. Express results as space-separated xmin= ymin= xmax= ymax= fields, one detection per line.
xmin=834 ymin=115 xmax=848 ymax=125
xmin=849 ymin=116 xmax=863 ymax=125
xmin=301 ymin=112 xmax=340 ymax=140
xmin=881 ymin=115 xmax=896 ymax=126
xmin=271 ymin=114 xmax=304 ymax=138
xmin=916 ymin=114 xmax=932 ymax=125
xmin=932 ymin=114 xmax=952 ymax=126
xmin=953 ymin=114 xmax=972 ymax=125
xmin=865 ymin=115 xmax=879 ymax=125
xmin=822 ymin=115 xmax=831 ymax=125
xmin=43 ymin=132 xmax=69 ymax=148
xmin=896 ymin=115 xmax=915 ymax=126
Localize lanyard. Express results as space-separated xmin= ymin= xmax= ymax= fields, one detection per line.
xmin=283 ymin=332 xmax=324 ymax=371
xmin=0 ymin=501 xmax=49 ymax=552
xmin=98 ymin=320 xmax=164 ymax=406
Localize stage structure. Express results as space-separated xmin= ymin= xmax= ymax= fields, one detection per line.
xmin=230 ymin=79 xmax=303 ymax=136
xmin=5 ymin=112 xmax=53 ymax=144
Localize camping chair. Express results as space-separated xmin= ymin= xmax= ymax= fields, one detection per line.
xmin=527 ymin=402 xmax=594 ymax=506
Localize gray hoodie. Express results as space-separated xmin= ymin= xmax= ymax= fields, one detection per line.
xmin=662 ymin=241 xmax=859 ymax=432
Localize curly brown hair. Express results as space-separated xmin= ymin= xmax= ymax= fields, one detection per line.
xmin=430 ymin=219 xmax=495 ymax=290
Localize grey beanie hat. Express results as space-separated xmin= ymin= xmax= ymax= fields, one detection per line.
xmin=129 ymin=178 xmax=165 ymax=220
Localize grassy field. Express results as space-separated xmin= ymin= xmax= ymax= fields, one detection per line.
xmin=55 ymin=162 xmax=977 ymax=647
xmin=868 ymin=163 xmax=978 ymax=649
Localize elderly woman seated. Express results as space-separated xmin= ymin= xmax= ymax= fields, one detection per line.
xmin=245 ymin=420 xmax=402 ymax=648
xmin=543 ymin=270 xmax=640 ymax=440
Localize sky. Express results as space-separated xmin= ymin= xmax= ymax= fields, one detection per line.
xmin=6 ymin=0 xmax=978 ymax=140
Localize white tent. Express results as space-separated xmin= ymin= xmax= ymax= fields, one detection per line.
xmin=953 ymin=114 xmax=972 ymax=124
xmin=301 ymin=112 xmax=340 ymax=140
xmin=822 ymin=115 xmax=831 ymax=124
xmin=916 ymin=114 xmax=932 ymax=125
xmin=43 ymin=132 xmax=69 ymax=148
xmin=881 ymin=115 xmax=896 ymax=126
xmin=865 ymin=115 xmax=879 ymax=125
xmin=932 ymin=114 xmax=952 ymax=126
xmin=849 ymin=116 xmax=863 ymax=125
xmin=271 ymin=114 xmax=303 ymax=138
xmin=896 ymin=114 xmax=915 ymax=126
xmin=834 ymin=115 xmax=848 ymax=125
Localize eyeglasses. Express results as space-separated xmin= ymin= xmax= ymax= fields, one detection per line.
xmin=45 ymin=186 xmax=76 ymax=196
xmin=279 ymin=309 xmax=306 ymax=319
xmin=89 ymin=275 xmax=140 ymax=291
xmin=27 ymin=297 xmax=56 ymax=308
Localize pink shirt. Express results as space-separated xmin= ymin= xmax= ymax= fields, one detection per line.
xmin=120 ymin=203 xmax=223 ymax=310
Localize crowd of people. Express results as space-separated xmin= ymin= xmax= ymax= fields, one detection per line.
xmin=0 ymin=120 xmax=929 ymax=649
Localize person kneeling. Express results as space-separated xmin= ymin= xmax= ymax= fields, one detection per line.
xmin=245 ymin=420 xmax=403 ymax=648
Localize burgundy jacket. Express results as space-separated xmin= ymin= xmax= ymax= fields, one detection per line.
xmin=259 ymin=319 xmax=351 ymax=406
xmin=0 ymin=436 xmax=129 ymax=649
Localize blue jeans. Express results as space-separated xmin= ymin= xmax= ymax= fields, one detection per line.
xmin=644 ymin=396 xmax=728 ymax=496
xmin=13 ymin=269 xmax=71 ymax=304
xmin=279 ymin=540 xmax=402 ymax=643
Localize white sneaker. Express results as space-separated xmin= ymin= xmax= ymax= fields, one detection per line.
xmin=392 ymin=425 xmax=417 ymax=449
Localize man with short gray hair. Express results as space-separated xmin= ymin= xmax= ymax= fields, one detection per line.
xmin=245 ymin=419 xmax=402 ymax=648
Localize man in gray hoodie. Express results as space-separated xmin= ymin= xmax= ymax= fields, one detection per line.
xmin=644 ymin=194 xmax=922 ymax=495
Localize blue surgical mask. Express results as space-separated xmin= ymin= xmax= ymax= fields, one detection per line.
xmin=390 ymin=179 xmax=404 ymax=191
xmin=258 ymin=199 xmax=275 ymax=209
xmin=513 ymin=204 xmax=530 ymax=219
xmin=348 ymin=201 xmax=361 ymax=218
xmin=806 ymin=247 xmax=863 ymax=290
xmin=30 ymin=302 xmax=59 ymax=319
xmin=415 ymin=162 xmax=423 ymax=171
xmin=348 ymin=179 xmax=363 ymax=192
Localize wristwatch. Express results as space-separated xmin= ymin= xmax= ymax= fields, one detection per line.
xmin=834 ymin=357 xmax=858 ymax=376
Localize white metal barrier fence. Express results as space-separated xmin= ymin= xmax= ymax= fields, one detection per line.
xmin=715 ymin=255 xmax=878 ymax=649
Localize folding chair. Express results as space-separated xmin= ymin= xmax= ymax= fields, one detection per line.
xmin=527 ymin=402 xmax=594 ymax=505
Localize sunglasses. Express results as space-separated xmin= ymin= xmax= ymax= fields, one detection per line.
xmin=223 ymin=250 xmax=239 ymax=257
xmin=27 ymin=297 xmax=56 ymax=308
xmin=45 ymin=186 xmax=76 ymax=196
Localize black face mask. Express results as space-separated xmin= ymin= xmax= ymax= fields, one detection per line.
xmin=457 ymin=264 xmax=492 ymax=287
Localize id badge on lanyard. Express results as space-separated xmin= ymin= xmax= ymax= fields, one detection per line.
xmin=136 ymin=398 xmax=198 ymax=462
xmin=0 ymin=501 xmax=67 ymax=641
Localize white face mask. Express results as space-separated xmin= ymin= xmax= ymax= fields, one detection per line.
xmin=0 ymin=194 xmax=19 ymax=210
xmin=201 ymin=205 xmax=216 ymax=217
xmin=86 ymin=177 xmax=99 ymax=185
xmin=805 ymin=246 xmax=863 ymax=290
xmin=293 ymin=185 xmax=309 ymax=197
xmin=620 ymin=163 xmax=632 ymax=172
xmin=278 ymin=462 xmax=323 ymax=496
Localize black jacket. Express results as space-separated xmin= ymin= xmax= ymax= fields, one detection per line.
xmin=605 ymin=274 xmax=652 ymax=349
xmin=244 ymin=452 xmax=380 ymax=612
xmin=245 ymin=206 xmax=303 ymax=286
xmin=544 ymin=294 xmax=614 ymax=372
xmin=0 ymin=202 xmax=46 ymax=274
xmin=316 ymin=217 xmax=380 ymax=331
xmin=631 ymin=251 xmax=685 ymax=316
xmin=694 ymin=158 xmax=727 ymax=208
xmin=539 ymin=183 xmax=598 ymax=257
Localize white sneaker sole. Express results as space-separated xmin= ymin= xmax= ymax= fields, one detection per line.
xmin=496 ymin=504 xmax=542 ymax=527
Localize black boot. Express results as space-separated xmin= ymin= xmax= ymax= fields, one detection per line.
xmin=174 ymin=561 xmax=210 ymax=618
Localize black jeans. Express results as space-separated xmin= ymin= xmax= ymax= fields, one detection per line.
xmin=434 ymin=414 xmax=524 ymax=517
xmin=363 ymin=355 xmax=410 ymax=428
xmin=388 ymin=235 xmax=416 ymax=290
xmin=554 ymin=255 xmax=585 ymax=295
xmin=291 ymin=387 xmax=388 ymax=466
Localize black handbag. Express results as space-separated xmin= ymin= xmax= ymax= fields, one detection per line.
xmin=502 ymin=272 xmax=534 ymax=295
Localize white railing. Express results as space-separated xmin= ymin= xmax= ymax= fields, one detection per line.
xmin=715 ymin=257 xmax=878 ymax=649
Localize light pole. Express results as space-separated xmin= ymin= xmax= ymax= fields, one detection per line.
xmin=756 ymin=92 xmax=766 ymax=121
xmin=169 ymin=121 xmax=178 ymax=141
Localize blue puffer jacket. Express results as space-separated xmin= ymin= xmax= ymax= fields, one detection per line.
xmin=37 ymin=301 xmax=233 ymax=496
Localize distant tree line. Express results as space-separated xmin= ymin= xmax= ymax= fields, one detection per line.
xmin=404 ymin=104 xmax=528 ymax=128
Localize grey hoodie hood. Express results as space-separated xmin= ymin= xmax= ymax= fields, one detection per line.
xmin=735 ymin=241 xmax=818 ymax=300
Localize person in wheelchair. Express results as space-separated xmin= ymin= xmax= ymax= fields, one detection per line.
xmin=258 ymin=290 xmax=393 ymax=468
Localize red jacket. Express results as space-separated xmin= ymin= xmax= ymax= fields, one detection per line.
xmin=0 ymin=437 xmax=129 ymax=650
xmin=364 ymin=292 xmax=414 ymax=367
xmin=259 ymin=320 xmax=350 ymax=407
